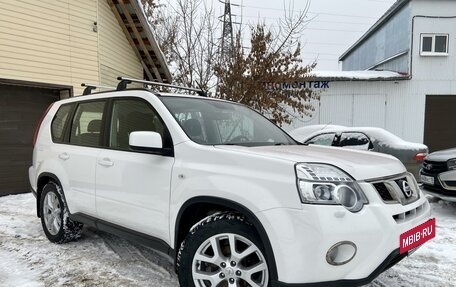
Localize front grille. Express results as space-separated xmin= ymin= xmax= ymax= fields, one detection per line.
xmin=370 ymin=174 xmax=420 ymax=205
xmin=445 ymin=181 xmax=456 ymax=187
xmin=422 ymin=160 xmax=448 ymax=175
xmin=392 ymin=202 xmax=426 ymax=223
xmin=373 ymin=183 xmax=394 ymax=201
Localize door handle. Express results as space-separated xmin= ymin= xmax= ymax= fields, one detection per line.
xmin=98 ymin=158 xmax=114 ymax=167
xmin=58 ymin=153 xmax=70 ymax=160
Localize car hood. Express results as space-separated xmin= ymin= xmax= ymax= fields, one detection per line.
xmin=215 ymin=145 xmax=405 ymax=181
xmin=426 ymin=148 xmax=456 ymax=162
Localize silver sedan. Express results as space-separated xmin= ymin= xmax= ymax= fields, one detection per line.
xmin=289 ymin=126 xmax=428 ymax=181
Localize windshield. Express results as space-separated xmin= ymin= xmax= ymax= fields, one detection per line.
xmin=160 ymin=96 xmax=296 ymax=146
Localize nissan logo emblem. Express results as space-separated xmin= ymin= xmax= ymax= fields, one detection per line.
xmin=402 ymin=181 xmax=413 ymax=198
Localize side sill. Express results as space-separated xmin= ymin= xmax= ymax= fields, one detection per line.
xmin=272 ymin=249 xmax=407 ymax=287
xmin=69 ymin=213 xmax=175 ymax=260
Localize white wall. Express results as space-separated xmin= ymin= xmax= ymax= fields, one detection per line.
xmin=285 ymin=75 xmax=454 ymax=144
xmin=286 ymin=1 xmax=456 ymax=144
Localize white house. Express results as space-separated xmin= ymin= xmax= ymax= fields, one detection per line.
xmin=288 ymin=0 xmax=456 ymax=153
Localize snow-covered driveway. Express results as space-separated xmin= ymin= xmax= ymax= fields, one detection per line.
xmin=0 ymin=193 xmax=454 ymax=287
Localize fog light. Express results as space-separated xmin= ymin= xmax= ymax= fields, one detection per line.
xmin=326 ymin=241 xmax=357 ymax=266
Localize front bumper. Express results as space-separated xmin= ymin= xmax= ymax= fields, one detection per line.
xmin=421 ymin=169 xmax=456 ymax=201
xmin=422 ymin=188 xmax=456 ymax=202
xmin=256 ymin=182 xmax=432 ymax=285
xmin=271 ymin=249 xmax=407 ymax=287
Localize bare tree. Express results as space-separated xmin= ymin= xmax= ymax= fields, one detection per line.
xmin=142 ymin=0 xmax=319 ymax=125
xmin=142 ymin=0 xmax=219 ymax=91
xmin=215 ymin=3 xmax=319 ymax=125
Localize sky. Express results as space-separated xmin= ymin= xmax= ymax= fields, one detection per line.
xmin=211 ymin=0 xmax=397 ymax=70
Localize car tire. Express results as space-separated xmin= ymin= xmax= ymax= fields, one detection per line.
xmin=177 ymin=212 xmax=270 ymax=287
xmin=40 ymin=181 xmax=83 ymax=243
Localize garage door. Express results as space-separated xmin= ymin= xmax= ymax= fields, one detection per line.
xmin=0 ymin=84 xmax=60 ymax=195
xmin=424 ymin=95 xmax=456 ymax=152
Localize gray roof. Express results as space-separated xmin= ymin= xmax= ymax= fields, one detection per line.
xmin=339 ymin=0 xmax=410 ymax=62
xmin=311 ymin=70 xmax=408 ymax=81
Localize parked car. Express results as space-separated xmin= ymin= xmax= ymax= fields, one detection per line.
xmin=420 ymin=148 xmax=456 ymax=202
xmin=29 ymin=78 xmax=434 ymax=287
xmin=289 ymin=126 xmax=428 ymax=180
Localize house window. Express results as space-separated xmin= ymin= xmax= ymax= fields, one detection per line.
xmin=420 ymin=34 xmax=449 ymax=56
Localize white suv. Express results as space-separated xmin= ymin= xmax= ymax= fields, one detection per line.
xmin=29 ymin=78 xmax=434 ymax=287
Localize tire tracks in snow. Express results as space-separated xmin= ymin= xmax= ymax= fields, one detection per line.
xmin=97 ymin=230 xmax=178 ymax=284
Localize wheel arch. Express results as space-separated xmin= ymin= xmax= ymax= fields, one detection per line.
xmin=174 ymin=196 xmax=279 ymax=281
xmin=36 ymin=172 xmax=63 ymax=217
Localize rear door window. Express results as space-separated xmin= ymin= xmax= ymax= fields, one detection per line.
xmin=306 ymin=133 xmax=336 ymax=146
xmin=339 ymin=132 xmax=371 ymax=150
xmin=69 ymin=101 xmax=106 ymax=147
xmin=51 ymin=104 xmax=73 ymax=143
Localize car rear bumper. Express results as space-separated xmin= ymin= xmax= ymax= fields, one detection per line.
xmin=403 ymin=163 xmax=422 ymax=183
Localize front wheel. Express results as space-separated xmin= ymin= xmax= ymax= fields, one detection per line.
xmin=40 ymin=182 xmax=83 ymax=243
xmin=177 ymin=213 xmax=270 ymax=287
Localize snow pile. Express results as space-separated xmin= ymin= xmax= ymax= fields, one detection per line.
xmin=0 ymin=193 xmax=455 ymax=286
xmin=311 ymin=70 xmax=407 ymax=80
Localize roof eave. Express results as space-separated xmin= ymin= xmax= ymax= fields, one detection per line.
xmin=339 ymin=0 xmax=410 ymax=62
xmin=108 ymin=0 xmax=172 ymax=83
xmin=130 ymin=0 xmax=172 ymax=82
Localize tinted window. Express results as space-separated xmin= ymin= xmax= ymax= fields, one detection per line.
xmin=422 ymin=36 xmax=432 ymax=52
xmin=339 ymin=132 xmax=370 ymax=150
xmin=109 ymin=99 xmax=170 ymax=150
xmin=306 ymin=133 xmax=336 ymax=146
xmin=435 ymin=35 xmax=447 ymax=53
xmin=51 ymin=104 xmax=72 ymax=143
xmin=70 ymin=101 xmax=105 ymax=147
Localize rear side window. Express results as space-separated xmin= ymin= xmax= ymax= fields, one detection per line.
xmin=51 ymin=104 xmax=72 ymax=143
xmin=70 ymin=101 xmax=105 ymax=147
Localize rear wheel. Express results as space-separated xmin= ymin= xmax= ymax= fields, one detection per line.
xmin=177 ymin=213 xmax=270 ymax=287
xmin=40 ymin=182 xmax=82 ymax=243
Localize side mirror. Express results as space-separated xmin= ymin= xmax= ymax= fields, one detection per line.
xmin=129 ymin=131 xmax=163 ymax=150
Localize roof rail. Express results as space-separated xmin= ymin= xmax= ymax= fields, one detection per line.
xmin=81 ymin=83 xmax=115 ymax=95
xmin=116 ymin=76 xmax=207 ymax=97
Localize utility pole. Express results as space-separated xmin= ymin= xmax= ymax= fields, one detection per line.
xmin=219 ymin=0 xmax=234 ymax=61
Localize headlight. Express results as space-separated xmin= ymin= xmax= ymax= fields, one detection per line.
xmin=447 ymin=159 xmax=456 ymax=170
xmin=295 ymin=163 xmax=368 ymax=212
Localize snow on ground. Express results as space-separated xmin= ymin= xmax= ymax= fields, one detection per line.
xmin=0 ymin=193 xmax=455 ymax=287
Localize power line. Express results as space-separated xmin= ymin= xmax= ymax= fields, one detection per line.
xmin=239 ymin=14 xmax=372 ymax=26
xmin=264 ymin=23 xmax=366 ymax=33
xmin=239 ymin=4 xmax=381 ymax=19
xmin=304 ymin=41 xmax=353 ymax=46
